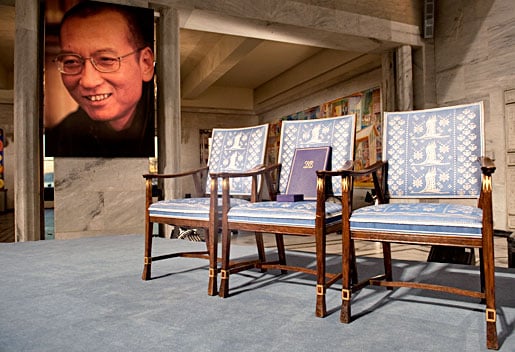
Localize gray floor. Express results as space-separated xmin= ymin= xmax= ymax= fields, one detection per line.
xmin=1 ymin=234 xmax=514 ymax=351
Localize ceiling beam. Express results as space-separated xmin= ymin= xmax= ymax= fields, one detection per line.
xmin=254 ymin=49 xmax=364 ymax=104
xmin=181 ymin=35 xmax=262 ymax=99
xmin=254 ymin=54 xmax=382 ymax=114
xmin=171 ymin=0 xmax=423 ymax=53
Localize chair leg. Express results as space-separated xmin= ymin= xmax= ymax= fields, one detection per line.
xmin=219 ymin=226 xmax=232 ymax=298
xmin=255 ymin=232 xmax=268 ymax=273
xmin=482 ymin=248 xmax=499 ymax=350
xmin=142 ymin=220 xmax=153 ymax=281
xmin=341 ymin=232 xmax=352 ymax=323
xmin=275 ymin=234 xmax=288 ymax=274
xmin=350 ymin=240 xmax=358 ymax=284
xmin=207 ymin=229 xmax=218 ymax=296
xmin=479 ymin=248 xmax=486 ymax=295
xmin=315 ymin=232 xmax=327 ymax=318
xmin=382 ymin=242 xmax=393 ymax=286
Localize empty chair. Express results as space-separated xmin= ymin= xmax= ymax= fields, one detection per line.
xmin=142 ymin=124 xmax=269 ymax=296
xmin=340 ymin=102 xmax=499 ymax=350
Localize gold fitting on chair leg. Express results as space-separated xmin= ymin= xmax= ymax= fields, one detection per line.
xmin=221 ymin=269 xmax=228 ymax=279
xmin=486 ymin=308 xmax=496 ymax=323
xmin=144 ymin=257 xmax=152 ymax=265
xmin=341 ymin=289 xmax=351 ymax=301
xmin=209 ymin=268 xmax=215 ymax=278
xmin=316 ymin=285 xmax=325 ymax=296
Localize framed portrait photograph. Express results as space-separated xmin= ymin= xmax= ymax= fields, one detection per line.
xmin=44 ymin=1 xmax=155 ymax=157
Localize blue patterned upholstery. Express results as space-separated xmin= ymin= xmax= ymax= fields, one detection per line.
xmin=149 ymin=198 xmax=250 ymax=221
xmin=148 ymin=124 xmax=269 ymax=220
xmin=227 ymin=115 xmax=355 ymax=228
xmin=350 ymin=102 xmax=484 ymax=236
xmin=207 ymin=125 xmax=269 ymax=195
xmin=228 ymin=200 xmax=343 ymax=227
xmin=278 ymin=116 xmax=355 ymax=196
xmin=350 ymin=203 xmax=482 ymax=236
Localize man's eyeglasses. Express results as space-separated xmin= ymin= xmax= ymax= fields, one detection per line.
xmin=53 ymin=47 xmax=145 ymax=75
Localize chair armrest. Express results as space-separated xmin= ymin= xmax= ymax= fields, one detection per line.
xmin=478 ymin=157 xmax=495 ymax=238
xmin=142 ymin=166 xmax=209 ymax=180
xmin=316 ymin=161 xmax=354 ymax=177
xmin=323 ymin=160 xmax=388 ymax=205
xmin=342 ymin=160 xmax=386 ymax=178
xmin=143 ymin=166 xmax=209 ymax=199
xmin=210 ymin=164 xmax=274 ymax=178
xmin=214 ymin=163 xmax=281 ymax=202
xmin=479 ymin=157 xmax=496 ymax=176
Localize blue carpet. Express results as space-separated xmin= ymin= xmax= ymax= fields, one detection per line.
xmin=0 ymin=235 xmax=514 ymax=351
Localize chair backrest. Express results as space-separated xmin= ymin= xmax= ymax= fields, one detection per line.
xmin=277 ymin=115 xmax=356 ymax=197
xmin=383 ymin=102 xmax=484 ymax=199
xmin=207 ymin=124 xmax=269 ymax=196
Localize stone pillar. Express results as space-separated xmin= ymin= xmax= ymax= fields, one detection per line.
xmin=396 ymin=45 xmax=413 ymax=111
xmin=157 ymin=8 xmax=182 ymax=200
xmin=413 ymin=43 xmax=437 ymax=109
xmin=14 ymin=0 xmax=42 ymax=241
xmin=381 ymin=51 xmax=396 ymax=112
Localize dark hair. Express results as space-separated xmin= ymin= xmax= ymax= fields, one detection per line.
xmin=60 ymin=1 xmax=154 ymax=51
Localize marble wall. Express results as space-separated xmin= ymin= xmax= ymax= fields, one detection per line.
xmin=434 ymin=0 xmax=515 ymax=230
xmin=53 ymin=158 xmax=149 ymax=239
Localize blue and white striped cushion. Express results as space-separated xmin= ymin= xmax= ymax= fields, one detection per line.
xmin=350 ymin=203 xmax=482 ymax=236
xmin=149 ymin=198 xmax=250 ymax=221
xmin=227 ymin=201 xmax=342 ymax=228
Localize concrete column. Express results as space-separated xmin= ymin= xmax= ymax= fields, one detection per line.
xmin=396 ymin=45 xmax=413 ymax=111
xmin=413 ymin=43 xmax=437 ymax=109
xmin=157 ymin=8 xmax=182 ymax=199
xmin=381 ymin=51 xmax=396 ymax=112
xmin=14 ymin=0 xmax=42 ymax=241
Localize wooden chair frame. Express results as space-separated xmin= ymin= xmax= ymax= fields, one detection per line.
xmin=217 ymin=162 xmax=356 ymax=318
xmin=141 ymin=124 xmax=270 ymax=297
xmin=216 ymin=115 xmax=357 ymax=317
xmin=340 ymin=156 xmax=499 ymax=350
xmin=142 ymin=167 xmax=221 ymax=295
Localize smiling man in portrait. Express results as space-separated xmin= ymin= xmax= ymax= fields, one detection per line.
xmin=45 ymin=1 xmax=155 ymax=157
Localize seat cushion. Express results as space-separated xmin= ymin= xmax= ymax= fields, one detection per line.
xmin=227 ymin=201 xmax=342 ymax=228
xmin=350 ymin=203 xmax=482 ymax=236
xmin=149 ymin=198 xmax=250 ymax=221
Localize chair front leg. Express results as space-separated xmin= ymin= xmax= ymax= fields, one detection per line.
xmin=219 ymin=176 xmax=231 ymax=298
xmin=479 ymin=248 xmax=485 ymax=296
xmin=485 ymin=256 xmax=499 ymax=350
xmin=142 ymin=217 xmax=153 ymax=281
xmin=219 ymin=226 xmax=232 ymax=298
xmin=315 ymin=228 xmax=327 ymax=318
xmin=208 ymin=177 xmax=219 ymax=296
xmin=340 ymin=174 xmax=352 ymax=322
xmin=142 ymin=178 xmax=154 ymax=281
xmin=207 ymin=228 xmax=218 ymax=296
xmin=340 ymin=231 xmax=352 ymax=323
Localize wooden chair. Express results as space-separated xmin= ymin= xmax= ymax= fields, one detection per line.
xmin=340 ymin=102 xmax=499 ymax=350
xmin=141 ymin=124 xmax=269 ymax=297
xmin=216 ymin=114 xmax=356 ymax=317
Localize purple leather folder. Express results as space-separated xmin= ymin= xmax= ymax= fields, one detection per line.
xmin=284 ymin=146 xmax=331 ymax=200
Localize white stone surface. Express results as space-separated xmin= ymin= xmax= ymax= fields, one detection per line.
xmin=54 ymin=158 xmax=148 ymax=239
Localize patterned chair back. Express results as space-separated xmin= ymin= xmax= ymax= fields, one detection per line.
xmin=277 ymin=115 xmax=355 ymax=196
xmin=384 ymin=102 xmax=484 ymax=199
xmin=207 ymin=124 xmax=269 ymax=196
